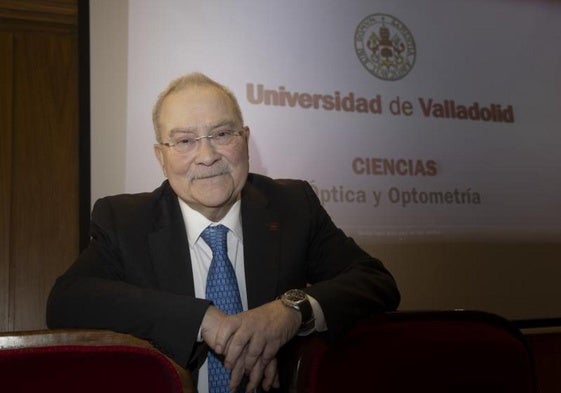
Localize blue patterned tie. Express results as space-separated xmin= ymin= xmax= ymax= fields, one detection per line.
xmin=201 ymin=224 xmax=243 ymax=393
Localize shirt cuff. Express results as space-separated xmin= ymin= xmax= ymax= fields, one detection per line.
xmin=300 ymin=294 xmax=327 ymax=335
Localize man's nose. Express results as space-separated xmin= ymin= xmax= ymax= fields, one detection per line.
xmin=194 ymin=138 xmax=220 ymax=163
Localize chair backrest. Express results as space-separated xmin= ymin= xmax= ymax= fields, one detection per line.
xmin=283 ymin=310 xmax=536 ymax=393
xmin=0 ymin=329 xmax=194 ymax=393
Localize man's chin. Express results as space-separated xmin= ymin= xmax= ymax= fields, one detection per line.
xmin=191 ymin=183 xmax=235 ymax=205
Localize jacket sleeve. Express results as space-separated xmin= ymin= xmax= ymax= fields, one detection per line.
xmin=298 ymin=181 xmax=401 ymax=333
xmin=46 ymin=196 xmax=210 ymax=369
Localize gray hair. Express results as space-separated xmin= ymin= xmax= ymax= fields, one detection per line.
xmin=152 ymin=72 xmax=244 ymax=143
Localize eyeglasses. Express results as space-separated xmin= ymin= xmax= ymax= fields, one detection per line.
xmin=159 ymin=127 xmax=246 ymax=155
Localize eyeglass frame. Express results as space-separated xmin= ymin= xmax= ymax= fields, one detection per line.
xmin=158 ymin=126 xmax=248 ymax=154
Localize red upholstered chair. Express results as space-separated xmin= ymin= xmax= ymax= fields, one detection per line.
xmin=0 ymin=329 xmax=194 ymax=393
xmin=282 ymin=310 xmax=537 ymax=393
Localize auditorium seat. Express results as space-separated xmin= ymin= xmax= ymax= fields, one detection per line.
xmin=282 ymin=310 xmax=537 ymax=393
xmin=0 ymin=329 xmax=194 ymax=393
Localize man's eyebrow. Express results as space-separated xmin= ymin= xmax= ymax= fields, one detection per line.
xmin=209 ymin=120 xmax=237 ymax=130
xmin=168 ymin=120 xmax=237 ymax=137
xmin=169 ymin=128 xmax=196 ymax=137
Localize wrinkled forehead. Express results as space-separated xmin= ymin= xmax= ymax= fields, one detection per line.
xmin=167 ymin=86 xmax=238 ymax=118
xmin=158 ymin=86 xmax=241 ymax=136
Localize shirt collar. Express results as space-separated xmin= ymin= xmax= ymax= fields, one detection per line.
xmin=178 ymin=198 xmax=243 ymax=248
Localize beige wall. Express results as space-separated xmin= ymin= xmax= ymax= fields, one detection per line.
xmin=90 ymin=0 xmax=128 ymax=204
xmin=359 ymin=239 xmax=561 ymax=321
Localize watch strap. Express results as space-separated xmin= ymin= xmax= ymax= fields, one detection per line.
xmin=279 ymin=289 xmax=315 ymax=333
xmin=297 ymin=297 xmax=315 ymax=333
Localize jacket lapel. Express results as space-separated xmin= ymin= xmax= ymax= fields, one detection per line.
xmin=146 ymin=179 xmax=282 ymax=305
xmin=241 ymin=180 xmax=282 ymax=309
xmin=148 ymin=182 xmax=195 ymax=296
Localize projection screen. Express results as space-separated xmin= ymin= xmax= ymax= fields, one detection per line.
xmin=90 ymin=0 xmax=561 ymax=324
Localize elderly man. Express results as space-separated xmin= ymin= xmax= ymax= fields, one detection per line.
xmin=47 ymin=73 xmax=400 ymax=393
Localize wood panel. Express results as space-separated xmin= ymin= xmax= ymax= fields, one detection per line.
xmin=0 ymin=0 xmax=79 ymax=331
xmin=0 ymin=0 xmax=76 ymax=31
xmin=0 ymin=32 xmax=13 ymax=332
xmin=9 ymin=31 xmax=79 ymax=330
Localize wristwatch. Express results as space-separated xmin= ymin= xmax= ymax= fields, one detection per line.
xmin=279 ymin=289 xmax=315 ymax=333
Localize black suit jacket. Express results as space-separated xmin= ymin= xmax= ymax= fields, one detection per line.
xmin=47 ymin=173 xmax=399 ymax=371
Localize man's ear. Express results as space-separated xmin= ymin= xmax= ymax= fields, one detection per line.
xmin=153 ymin=144 xmax=168 ymax=177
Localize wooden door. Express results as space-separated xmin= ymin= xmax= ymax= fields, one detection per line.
xmin=0 ymin=0 xmax=79 ymax=331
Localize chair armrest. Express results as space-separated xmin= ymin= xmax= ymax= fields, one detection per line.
xmin=279 ymin=334 xmax=329 ymax=393
xmin=0 ymin=329 xmax=194 ymax=393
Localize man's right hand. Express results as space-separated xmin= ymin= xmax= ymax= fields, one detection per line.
xmin=201 ymin=303 xmax=295 ymax=392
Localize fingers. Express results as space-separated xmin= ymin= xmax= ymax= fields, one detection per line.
xmin=214 ymin=315 xmax=241 ymax=355
xmin=228 ymin=352 xmax=246 ymax=392
xmin=225 ymin=301 xmax=293 ymax=369
xmin=212 ymin=300 xmax=300 ymax=391
xmin=261 ymin=358 xmax=278 ymax=392
xmin=228 ymin=355 xmax=277 ymax=393
xmin=222 ymin=323 xmax=251 ymax=369
xmin=245 ymin=356 xmax=265 ymax=392
xmin=242 ymin=334 xmax=266 ymax=372
xmin=232 ymin=337 xmax=277 ymax=392
xmin=200 ymin=306 xmax=227 ymax=349
xmin=260 ymin=340 xmax=280 ymax=364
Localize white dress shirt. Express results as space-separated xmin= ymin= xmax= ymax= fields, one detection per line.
xmin=177 ymin=197 xmax=326 ymax=393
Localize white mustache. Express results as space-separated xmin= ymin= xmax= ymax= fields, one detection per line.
xmin=187 ymin=162 xmax=232 ymax=180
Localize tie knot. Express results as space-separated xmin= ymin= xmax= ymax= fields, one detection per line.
xmin=201 ymin=224 xmax=229 ymax=252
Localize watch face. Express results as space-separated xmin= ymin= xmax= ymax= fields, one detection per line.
xmin=284 ymin=289 xmax=306 ymax=303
